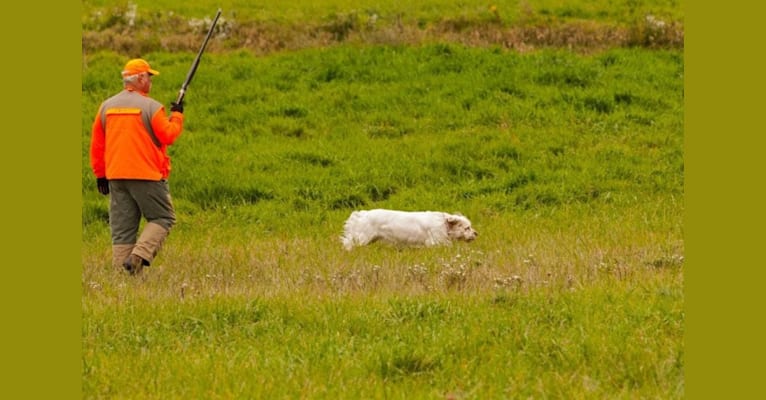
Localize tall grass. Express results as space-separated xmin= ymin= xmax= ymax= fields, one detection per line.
xmin=83 ymin=47 xmax=683 ymax=226
xmin=82 ymin=0 xmax=683 ymax=55
xmin=82 ymin=0 xmax=683 ymax=27
xmin=83 ymin=285 xmax=682 ymax=398
xmin=82 ymin=16 xmax=683 ymax=398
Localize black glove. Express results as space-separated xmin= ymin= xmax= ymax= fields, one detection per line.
xmin=97 ymin=177 xmax=110 ymax=195
xmin=170 ymin=101 xmax=184 ymax=113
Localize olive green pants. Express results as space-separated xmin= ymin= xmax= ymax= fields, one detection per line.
xmin=109 ymin=180 xmax=175 ymax=267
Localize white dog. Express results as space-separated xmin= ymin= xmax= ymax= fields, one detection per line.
xmin=341 ymin=209 xmax=478 ymax=250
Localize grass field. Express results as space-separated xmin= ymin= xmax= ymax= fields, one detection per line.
xmin=82 ymin=1 xmax=683 ymax=398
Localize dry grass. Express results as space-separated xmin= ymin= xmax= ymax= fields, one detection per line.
xmin=82 ymin=206 xmax=683 ymax=307
xmin=82 ymin=14 xmax=683 ymax=57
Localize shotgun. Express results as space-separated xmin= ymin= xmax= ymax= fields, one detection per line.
xmin=175 ymin=9 xmax=222 ymax=105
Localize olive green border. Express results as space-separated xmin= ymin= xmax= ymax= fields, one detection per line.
xmin=3 ymin=3 xmax=81 ymax=399
xmin=11 ymin=1 xmax=756 ymax=397
xmin=685 ymin=1 xmax=764 ymax=397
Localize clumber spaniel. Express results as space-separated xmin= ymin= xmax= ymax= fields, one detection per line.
xmin=341 ymin=209 xmax=478 ymax=250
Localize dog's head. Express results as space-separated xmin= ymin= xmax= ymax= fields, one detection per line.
xmin=445 ymin=213 xmax=478 ymax=242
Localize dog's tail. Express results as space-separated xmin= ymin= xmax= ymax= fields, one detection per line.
xmin=340 ymin=211 xmax=364 ymax=250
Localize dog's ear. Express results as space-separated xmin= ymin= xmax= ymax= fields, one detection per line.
xmin=446 ymin=215 xmax=460 ymax=226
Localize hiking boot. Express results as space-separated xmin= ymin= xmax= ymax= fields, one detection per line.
xmin=123 ymin=254 xmax=146 ymax=275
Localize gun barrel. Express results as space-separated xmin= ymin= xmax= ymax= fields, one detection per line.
xmin=176 ymin=9 xmax=222 ymax=104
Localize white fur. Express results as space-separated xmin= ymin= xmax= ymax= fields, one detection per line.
xmin=341 ymin=209 xmax=478 ymax=250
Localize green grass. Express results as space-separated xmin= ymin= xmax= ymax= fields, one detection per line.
xmin=83 ymin=286 xmax=682 ymax=398
xmin=83 ymin=47 xmax=683 ymax=225
xmin=82 ymin=2 xmax=683 ymax=398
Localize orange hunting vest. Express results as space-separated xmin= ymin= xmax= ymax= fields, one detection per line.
xmin=90 ymin=89 xmax=184 ymax=180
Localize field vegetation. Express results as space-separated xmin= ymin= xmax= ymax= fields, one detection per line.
xmin=82 ymin=0 xmax=683 ymax=55
xmin=82 ymin=1 xmax=683 ymax=398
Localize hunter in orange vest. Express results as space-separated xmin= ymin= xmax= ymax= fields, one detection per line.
xmin=89 ymin=58 xmax=185 ymax=274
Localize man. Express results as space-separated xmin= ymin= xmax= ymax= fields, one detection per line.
xmin=90 ymin=58 xmax=185 ymax=275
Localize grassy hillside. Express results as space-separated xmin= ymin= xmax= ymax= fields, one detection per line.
xmin=83 ymin=46 xmax=682 ymax=230
xmin=81 ymin=1 xmax=683 ymax=398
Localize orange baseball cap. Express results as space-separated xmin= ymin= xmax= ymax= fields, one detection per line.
xmin=121 ymin=58 xmax=160 ymax=77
